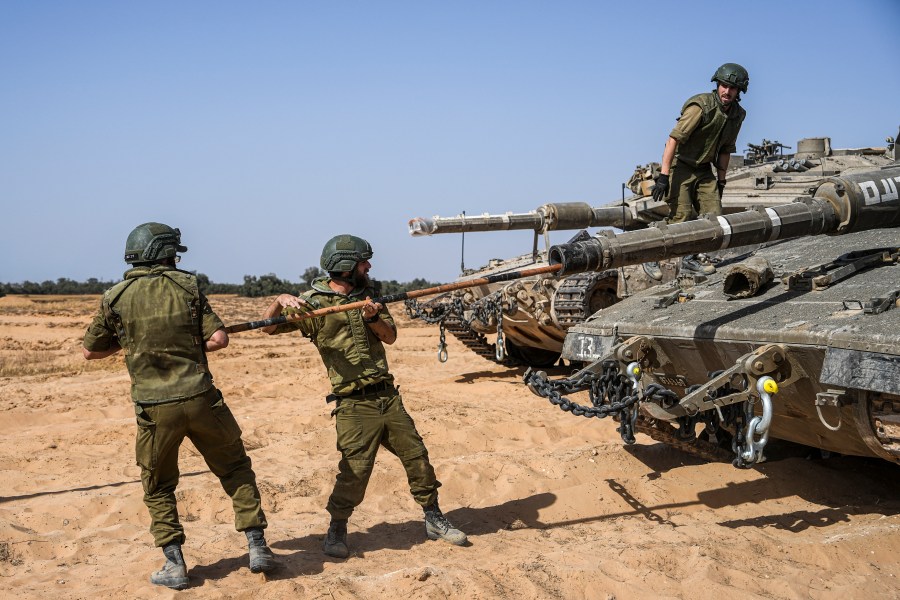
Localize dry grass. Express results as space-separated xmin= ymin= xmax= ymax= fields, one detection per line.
xmin=0 ymin=350 xmax=123 ymax=377
xmin=0 ymin=295 xmax=99 ymax=318
xmin=0 ymin=295 xmax=124 ymax=377
xmin=0 ymin=351 xmax=67 ymax=377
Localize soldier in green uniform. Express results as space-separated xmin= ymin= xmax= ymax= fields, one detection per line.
xmin=259 ymin=234 xmax=467 ymax=558
xmin=82 ymin=222 xmax=276 ymax=589
xmin=646 ymin=63 xmax=749 ymax=277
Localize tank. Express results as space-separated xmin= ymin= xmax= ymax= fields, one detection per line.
xmin=524 ymin=137 xmax=900 ymax=467
xmin=406 ymin=131 xmax=900 ymax=369
xmin=405 ymin=199 xmax=667 ymax=368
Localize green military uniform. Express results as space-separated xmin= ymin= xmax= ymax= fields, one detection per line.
xmin=272 ymin=276 xmax=440 ymax=520
xmin=667 ymin=91 xmax=746 ymax=223
xmin=83 ymin=265 xmax=267 ymax=547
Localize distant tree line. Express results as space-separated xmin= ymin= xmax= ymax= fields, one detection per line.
xmin=0 ymin=267 xmax=441 ymax=298
xmin=0 ymin=278 xmax=117 ymax=295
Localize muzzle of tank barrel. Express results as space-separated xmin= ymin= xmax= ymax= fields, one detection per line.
xmin=408 ymin=217 xmax=438 ymax=236
xmin=408 ymin=211 xmax=546 ymax=236
xmin=549 ymin=215 xmax=731 ymax=275
xmin=548 ymin=236 xmax=609 ymax=275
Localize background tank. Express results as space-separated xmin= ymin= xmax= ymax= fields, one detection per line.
xmin=407 ymin=130 xmax=899 ymax=369
xmin=405 ymin=199 xmax=670 ymax=368
xmin=402 ymin=240 xmax=619 ymax=368
xmin=525 ymin=143 xmax=900 ymax=467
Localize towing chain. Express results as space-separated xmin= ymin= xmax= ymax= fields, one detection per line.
xmin=404 ymin=295 xmax=461 ymax=324
xmin=634 ymin=417 xmax=735 ymax=463
xmin=494 ymin=300 xmax=507 ymax=361
xmin=405 ymin=292 xmax=514 ymax=330
xmin=406 ymin=293 xmax=517 ymax=364
xmin=524 ymin=361 xmax=639 ymax=419
xmin=437 ymin=324 xmax=449 ymax=363
xmin=526 ymin=368 xmax=746 ymax=463
xmin=731 ymin=376 xmax=777 ymax=468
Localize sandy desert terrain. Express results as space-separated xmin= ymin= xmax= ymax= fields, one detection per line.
xmin=1 ymin=294 xmax=898 ymax=599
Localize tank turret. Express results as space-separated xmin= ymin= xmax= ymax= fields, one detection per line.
xmin=405 ymin=197 xmax=675 ymax=368
xmin=404 ymin=245 xmax=620 ymax=368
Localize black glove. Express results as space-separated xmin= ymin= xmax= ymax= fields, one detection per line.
xmin=650 ymin=173 xmax=669 ymax=201
xmin=717 ymin=179 xmax=726 ymax=199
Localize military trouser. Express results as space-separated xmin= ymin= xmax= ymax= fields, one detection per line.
xmin=666 ymin=160 xmax=722 ymax=223
xmin=134 ymin=387 xmax=267 ymax=547
xmin=326 ymin=390 xmax=440 ymax=521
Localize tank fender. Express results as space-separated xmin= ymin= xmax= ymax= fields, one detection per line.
xmin=821 ymin=348 xmax=900 ymax=395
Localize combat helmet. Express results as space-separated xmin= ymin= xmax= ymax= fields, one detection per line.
xmin=711 ymin=63 xmax=749 ymax=93
xmin=124 ymin=222 xmax=187 ymax=264
xmin=320 ymin=234 xmax=373 ymax=273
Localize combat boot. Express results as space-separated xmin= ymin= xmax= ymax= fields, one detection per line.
xmin=424 ymin=503 xmax=467 ymax=546
xmin=642 ymin=261 xmax=663 ymax=281
xmin=245 ymin=527 xmax=277 ymax=573
xmin=150 ymin=542 xmax=189 ymax=590
xmin=323 ymin=519 xmax=349 ymax=558
xmin=681 ymin=254 xmax=716 ymax=275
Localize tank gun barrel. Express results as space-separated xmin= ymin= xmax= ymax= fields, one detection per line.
xmin=409 ymin=202 xmax=636 ymax=236
xmin=549 ymin=166 xmax=900 ymax=274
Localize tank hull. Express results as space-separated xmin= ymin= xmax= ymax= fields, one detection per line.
xmin=560 ymin=228 xmax=900 ymax=463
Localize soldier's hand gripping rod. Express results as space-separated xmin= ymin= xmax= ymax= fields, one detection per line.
xmin=224 ymin=263 xmax=563 ymax=334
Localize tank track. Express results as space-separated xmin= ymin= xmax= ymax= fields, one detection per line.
xmin=440 ymin=270 xmax=617 ymax=366
xmin=634 ymin=416 xmax=733 ymax=463
xmin=553 ymin=270 xmax=619 ymax=329
xmin=442 ymin=315 xmax=517 ymax=366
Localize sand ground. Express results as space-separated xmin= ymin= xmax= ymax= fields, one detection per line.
xmin=1 ymin=294 xmax=898 ymax=599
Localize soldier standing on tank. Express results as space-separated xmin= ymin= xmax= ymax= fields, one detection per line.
xmin=82 ymin=222 xmax=276 ymax=589
xmin=644 ymin=63 xmax=749 ymax=278
xmin=259 ymin=234 xmax=468 ymax=559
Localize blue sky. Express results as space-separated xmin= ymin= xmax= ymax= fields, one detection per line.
xmin=2 ymin=0 xmax=898 ymax=285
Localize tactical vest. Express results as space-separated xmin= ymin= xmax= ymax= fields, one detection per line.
xmin=675 ymin=92 xmax=746 ymax=168
xmin=289 ymin=277 xmax=393 ymax=395
xmin=103 ymin=266 xmax=212 ymax=404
